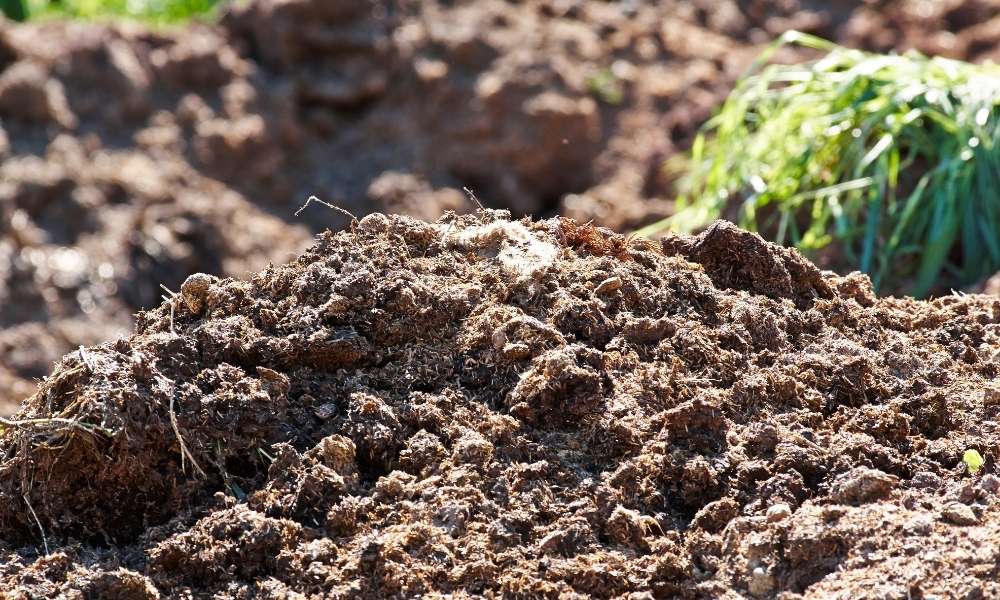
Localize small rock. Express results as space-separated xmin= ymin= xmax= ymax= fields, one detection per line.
xmin=941 ymin=502 xmax=977 ymax=526
xmin=314 ymin=401 xmax=337 ymax=420
xmin=594 ymin=276 xmax=622 ymax=295
xmin=748 ymin=566 xmax=775 ymax=597
xmin=766 ymin=503 xmax=791 ymax=523
xmin=180 ymin=273 xmax=216 ymax=314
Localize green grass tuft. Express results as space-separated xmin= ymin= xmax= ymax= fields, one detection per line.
xmin=4 ymin=0 xmax=222 ymax=23
xmin=639 ymin=31 xmax=1000 ymax=296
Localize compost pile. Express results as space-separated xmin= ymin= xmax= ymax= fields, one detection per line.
xmin=0 ymin=213 xmax=997 ymax=598
xmin=6 ymin=0 xmax=1000 ymax=412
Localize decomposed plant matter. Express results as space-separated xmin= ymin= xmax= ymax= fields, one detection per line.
xmin=0 ymin=213 xmax=999 ymax=598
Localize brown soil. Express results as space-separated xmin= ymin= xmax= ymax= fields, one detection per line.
xmin=6 ymin=0 xmax=1000 ymax=414
xmin=0 ymin=212 xmax=998 ymax=598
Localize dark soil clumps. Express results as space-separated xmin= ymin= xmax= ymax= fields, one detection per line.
xmin=1 ymin=213 xmax=998 ymax=598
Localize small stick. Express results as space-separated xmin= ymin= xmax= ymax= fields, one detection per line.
xmin=77 ymin=346 xmax=94 ymax=373
xmin=463 ymin=187 xmax=486 ymax=211
xmin=160 ymin=284 xmax=177 ymax=335
xmin=0 ymin=415 xmax=107 ymax=435
xmin=169 ymin=394 xmax=206 ymax=478
xmin=295 ymin=195 xmax=358 ymax=223
xmin=23 ymin=494 xmax=49 ymax=556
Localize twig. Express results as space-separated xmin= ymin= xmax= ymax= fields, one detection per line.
xmin=257 ymin=446 xmax=275 ymax=463
xmin=463 ymin=187 xmax=486 ymax=211
xmin=169 ymin=394 xmax=206 ymax=478
xmin=0 ymin=416 xmax=109 ymax=437
xmin=295 ymin=195 xmax=358 ymax=223
xmin=160 ymin=284 xmax=177 ymax=336
xmin=77 ymin=346 xmax=94 ymax=373
xmin=23 ymin=494 xmax=49 ymax=556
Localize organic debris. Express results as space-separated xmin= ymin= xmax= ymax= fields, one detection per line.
xmin=0 ymin=213 xmax=998 ymax=598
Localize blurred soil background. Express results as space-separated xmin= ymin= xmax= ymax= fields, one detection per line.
xmin=5 ymin=0 xmax=1000 ymax=412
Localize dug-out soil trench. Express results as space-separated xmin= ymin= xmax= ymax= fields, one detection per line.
xmin=0 ymin=213 xmax=998 ymax=598
xmin=7 ymin=0 xmax=1000 ymax=411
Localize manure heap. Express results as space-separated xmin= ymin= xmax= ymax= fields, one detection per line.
xmin=0 ymin=212 xmax=998 ymax=599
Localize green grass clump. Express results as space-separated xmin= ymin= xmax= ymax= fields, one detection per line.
xmin=3 ymin=0 xmax=221 ymax=23
xmin=641 ymin=31 xmax=1000 ymax=296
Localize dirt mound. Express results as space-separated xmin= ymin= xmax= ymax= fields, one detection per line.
xmin=0 ymin=213 xmax=997 ymax=598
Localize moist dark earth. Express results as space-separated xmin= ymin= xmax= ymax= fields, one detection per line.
xmin=6 ymin=0 xmax=1000 ymax=412
xmin=0 ymin=212 xmax=999 ymax=599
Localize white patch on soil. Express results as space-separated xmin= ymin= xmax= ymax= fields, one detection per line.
xmin=447 ymin=221 xmax=558 ymax=283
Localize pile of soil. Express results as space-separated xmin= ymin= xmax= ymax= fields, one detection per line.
xmin=1 ymin=213 xmax=998 ymax=598
xmin=6 ymin=0 xmax=1000 ymax=412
